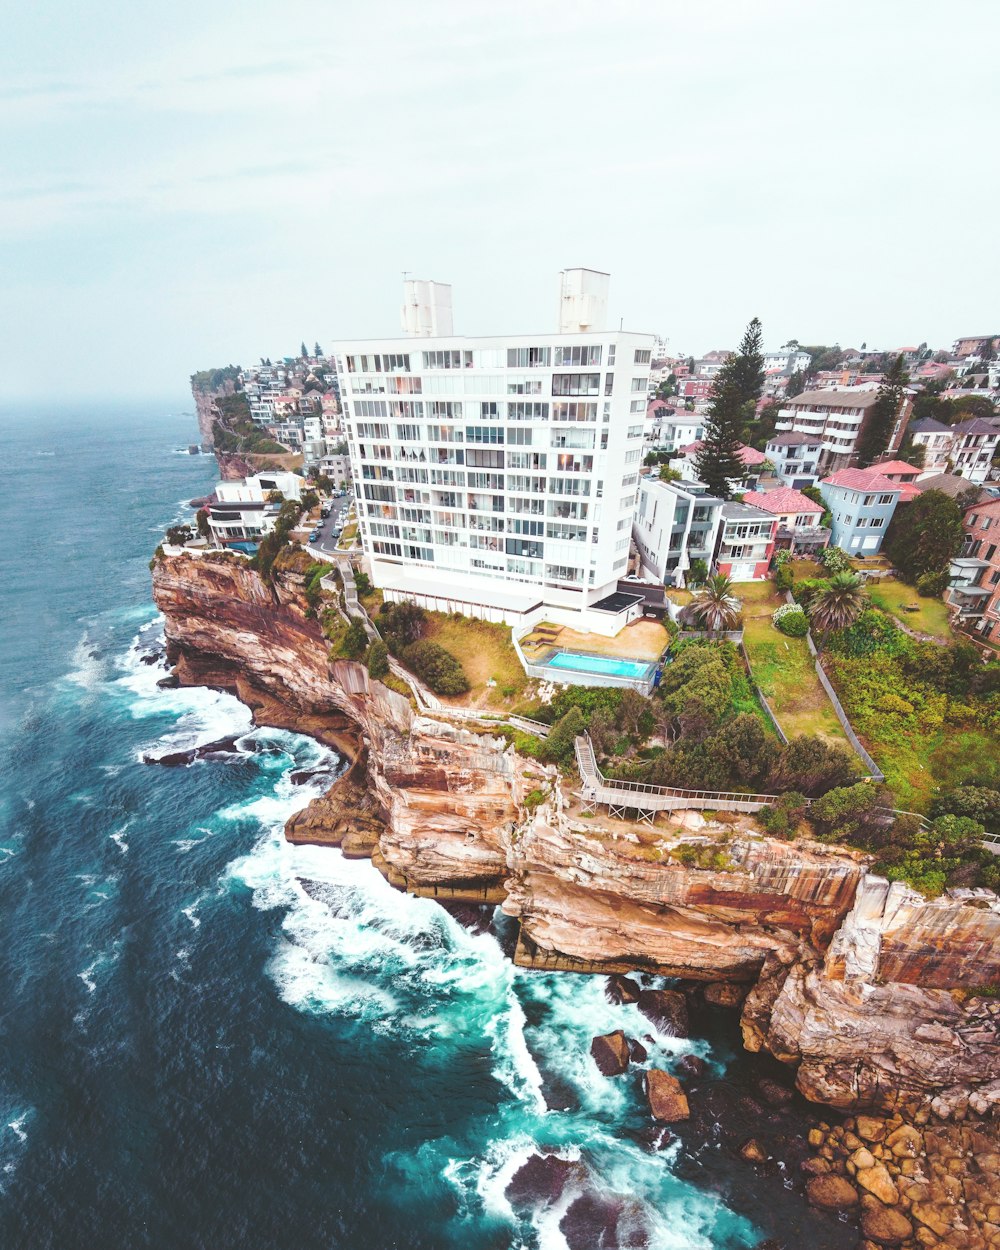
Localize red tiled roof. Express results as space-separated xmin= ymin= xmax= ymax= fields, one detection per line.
xmin=679 ymin=440 xmax=766 ymax=466
xmin=821 ymin=468 xmax=901 ymax=493
xmin=896 ymin=482 xmax=922 ymax=502
xmin=871 ymin=459 xmax=921 ymax=477
xmin=742 ymin=487 xmax=824 ymax=515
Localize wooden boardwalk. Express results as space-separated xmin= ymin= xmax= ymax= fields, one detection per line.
xmin=573 ymin=735 xmax=781 ymax=822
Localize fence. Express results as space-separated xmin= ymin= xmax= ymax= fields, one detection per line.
xmin=738 ymin=641 xmax=789 ymax=745
xmin=510 ymin=629 xmax=656 ymax=695
xmin=675 ymin=629 xmax=744 ymax=644
xmin=812 ymin=659 xmax=885 ymax=782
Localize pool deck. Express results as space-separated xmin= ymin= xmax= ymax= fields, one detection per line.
xmin=519 ymin=618 xmax=669 ymax=663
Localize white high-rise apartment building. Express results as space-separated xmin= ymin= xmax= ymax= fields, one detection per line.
xmin=334 ymin=294 xmax=653 ymax=627
xmin=401 ymin=279 xmax=454 ymax=337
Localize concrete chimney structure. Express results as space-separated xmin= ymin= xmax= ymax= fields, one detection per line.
xmin=401 ymin=279 xmax=453 ymax=337
xmin=557 ymin=268 xmax=610 ymax=334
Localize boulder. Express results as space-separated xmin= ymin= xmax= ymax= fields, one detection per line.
xmin=856 ymin=1164 xmax=899 ymax=1206
xmin=605 ymin=974 xmax=641 ymax=1005
xmin=676 ymin=1054 xmax=707 ymax=1079
xmin=637 ymin=988 xmax=689 ymax=1037
xmin=591 ymin=1031 xmax=631 ymax=1077
xmin=885 ymin=1125 xmax=922 ymax=1158
xmin=856 ymin=1116 xmax=888 ymax=1143
xmin=627 ymin=1037 xmax=648 ymax=1064
xmin=646 ymin=1070 xmax=690 ymax=1122
xmin=805 ymin=1175 xmax=860 ymax=1212
xmin=560 ymin=1192 xmax=651 ymax=1250
xmin=860 ymin=1205 xmax=915 ymax=1246
xmin=506 ymin=1152 xmax=582 ymax=1213
xmin=739 ymin=1138 xmax=767 ymax=1164
xmin=703 ymin=981 xmax=748 ymax=1008
xmin=849 ymin=1147 xmax=877 ymax=1171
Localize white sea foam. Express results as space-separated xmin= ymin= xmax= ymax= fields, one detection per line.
xmin=65 ymin=638 xmax=108 ymax=693
xmin=110 ymin=825 xmax=130 ymax=854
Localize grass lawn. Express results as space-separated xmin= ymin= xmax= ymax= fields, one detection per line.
xmin=336 ymin=522 xmax=358 ymax=550
xmin=866 ymin=579 xmax=953 ymax=641
xmin=789 ymin=558 xmax=824 ymax=581
xmin=737 ymin=580 xmax=847 ymax=744
xmin=420 ymin=612 xmax=530 ymax=708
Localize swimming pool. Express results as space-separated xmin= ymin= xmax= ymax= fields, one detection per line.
xmin=546 ymin=651 xmax=652 ymax=680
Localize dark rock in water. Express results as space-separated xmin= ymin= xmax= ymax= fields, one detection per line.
xmin=289 ymin=768 xmax=335 ymax=786
xmin=626 ymin=1036 xmax=647 ymax=1064
xmin=506 ymin=1152 xmax=581 ymax=1213
xmin=156 ymin=674 xmax=180 ymax=689
xmin=604 ymin=974 xmax=641 ymax=1005
xmin=754 ymin=1241 xmax=786 ymax=1250
xmin=143 ymin=735 xmax=242 ymax=767
xmin=739 ymin=1137 xmax=768 ymax=1163
xmin=437 ymin=902 xmax=494 ymax=935
xmin=139 ymin=648 xmax=165 ymax=666
xmin=676 ymin=1053 xmax=707 ymax=1079
xmin=756 ymin=1076 xmax=795 ymax=1108
xmin=637 ymin=988 xmax=689 ymax=1037
xmin=640 ymin=1124 xmax=674 ymax=1152
xmin=560 ymin=1192 xmax=651 ymax=1250
xmin=591 ymin=1030 xmax=631 ymax=1077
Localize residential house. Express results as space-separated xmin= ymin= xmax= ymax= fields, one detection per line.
xmin=952 ymin=336 xmax=999 ymax=358
xmin=632 ymin=477 xmax=723 ymax=587
xmin=950 ymin=418 xmax=999 ymax=483
xmin=818 ymin=468 xmax=901 ymax=555
xmin=870 ymin=459 xmax=923 ymax=502
xmin=671 ymin=440 xmax=767 ymax=486
xmin=694 ymin=350 xmax=733 ymax=379
xmin=763 ymin=348 xmax=811 ymax=375
xmin=947 ymin=498 xmax=1000 ymax=645
xmin=765 ymin=432 xmax=822 ymax=488
xmin=908 ymin=416 xmax=953 ymax=475
xmin=775 ymin=386 xmax=911 ymax=472
xmin=206 ymin=471 xmax=303 ymax=549
xmin=713 ymin=502 xmax=777 ymax=581
xmin=741 ymin=487 xmax=829 ymax=557
xmin=679 ymin=378 xmax=715 ymax=402
xmin=650 ymin=409 xmax=705 ymax=453
xmin=912 ymin=472 xmax=990 ymax=504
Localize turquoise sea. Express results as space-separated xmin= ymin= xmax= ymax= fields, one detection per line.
xmin=0 ymin=404 xmax=853 ymax=1249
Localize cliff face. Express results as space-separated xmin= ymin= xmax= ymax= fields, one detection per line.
xmin=151 ymin=550 xmax=1000 ymax=1115
xmin=192 ymin=382 xmax=236 ymax=450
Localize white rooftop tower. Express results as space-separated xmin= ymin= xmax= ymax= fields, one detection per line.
xmin=401 ymin=278 xmax=453 ymax=337
xmin=557 ymin=268 xmax=610 ymax=334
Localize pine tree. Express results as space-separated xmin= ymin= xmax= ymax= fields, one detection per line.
xmin=694 ymin=317 xmax=765 ymax=500
xmin=314 ymin=342 xmax=324 ymax=359
xmin=855 ymin=354 xmax=909 ymax=467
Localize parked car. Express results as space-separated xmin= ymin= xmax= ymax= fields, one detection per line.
xmin=308 ymin=531 xmax=320 ymax=543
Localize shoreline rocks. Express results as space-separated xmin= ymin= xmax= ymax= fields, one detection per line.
xmin=646 ymin=1070 xmax=690 ymax=1122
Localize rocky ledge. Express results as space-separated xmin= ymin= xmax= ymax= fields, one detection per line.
xmin=151 ymin=550 xmax=1000 ymax=1125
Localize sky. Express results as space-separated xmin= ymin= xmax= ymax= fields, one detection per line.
xmin=3 ymin=0 xmax=999 ymax=402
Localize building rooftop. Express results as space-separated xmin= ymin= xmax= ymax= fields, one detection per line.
xmin=915 ymin=473 xmax=992 ymax=502
xmin=909 ymin=416 xmax=951 ymax=434
xmin=720 ymin=501 xmax=775 ymax=521
xmin=952 ymin=418 xmax=999 ymax=437
xmin=766 ymin=431 xmax=817 ymax=447
xmin=742 ymin=487 xmax=824 ymax=515
xmin=821 ymin=468 xmax=901 ymax=493
xmin=679 ymin=440 xmax=767 ymax=466
xmin=787 ymin=389 xmax=881 ymax=410
xmin=871 ymin=459 xmax=921 ymax=477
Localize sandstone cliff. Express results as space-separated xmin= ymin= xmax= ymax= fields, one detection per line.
xmin=151 ymin=550 xmax=1000 ymax=1116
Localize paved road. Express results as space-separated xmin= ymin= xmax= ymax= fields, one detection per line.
xmin=310 ymin=495 xmax=355 ymax=556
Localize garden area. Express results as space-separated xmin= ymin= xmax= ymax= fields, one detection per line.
xmin=866 ymin=578 xmax=953 ymax=641
xmin=737 ymin=579 xmax=847 ymax=744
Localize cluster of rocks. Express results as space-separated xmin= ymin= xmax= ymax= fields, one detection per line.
xmin=803 ymin=1112 xmax=1000 ymax=1248
xmin=591 ymin=976 xmax=705 ymax=1125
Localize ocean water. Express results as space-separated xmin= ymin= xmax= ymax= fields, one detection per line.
xmin=0 ymin=405 xmax=854 ymax=1250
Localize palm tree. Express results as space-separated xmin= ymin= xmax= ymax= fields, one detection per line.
xmin=809 ymin=571 xmax=867 ymax=651
xmin=687 ymin=574 xmax=742 ymax=638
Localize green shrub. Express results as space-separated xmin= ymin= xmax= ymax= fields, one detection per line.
xmin=523 ymin=788 xmax=546 ymax=811
xmin=366 ymin=639 xmax=389 ymax=679
xmin=775 ymin=563 xmax=795 ymax=593
xmin=354 ymin=570 xmax=372 ymax=597
xmin=757 ymin=791 xmax=808 ymax=839
xmin=542 ymin=706 xmax=586 ymax=766
xmin=400 ymin=640 xmax=469 ymax=695
xmin=772 ymin=603 xmax=808 ymax=637
xmin=821 ymin=546 xmax=851 ymax=574
xmin=916 ymin=569 xmax=949 ymax=598
xmin=340 ymin=618 xmax=368 ymax=659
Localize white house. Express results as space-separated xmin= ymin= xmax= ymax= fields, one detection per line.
xmin=950 ymin=418 xmax=999 ymax=484
xmin=632 ymin=477 xmax=723 ymax=586
xmin=206 ymin=471 xmax=303 ymax=548
xmin=908 ymin=417 xmax=954 ymax=476
xmin=765 ymin=432 xmax=823 ymax=488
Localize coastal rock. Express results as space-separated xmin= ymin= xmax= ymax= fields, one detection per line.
xmin=590 ymin=1031 xmax=631 ymax=1077
xmin=506 ymin=1152 xmax=582 ymax=1213
xmin=704 ymin=981 xmax=748 ymax=1008
xmin=637 ymin=989 xmax=689 ymax=1038
xmin=805 ymin=1174 xmax=859 ymax=1212
xmin=855 ymin=1163 xmax=898 ymax=1205
xmin=143 ymin=734 xmax=242 ymax=766
xmin=627 ymin=1037 xmax=648 ymax=1064
xmin=676 ymin=1054 xmax=707 ymax=1079
xmin=605 ymin=974 xmax=641 ymax=1005
xmin=559 ymin=1192 xmax=650 ymax=1250
xmin=860 ymin=1206 xmax=914 ymax=1245
xmin=151 ymin=549 xmax=1000 ymax=1117
xmin=645 ymin=1070 xmax=690 ymax=1122
xmin=739 ymin=1137 xmax=767 ymax=1163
